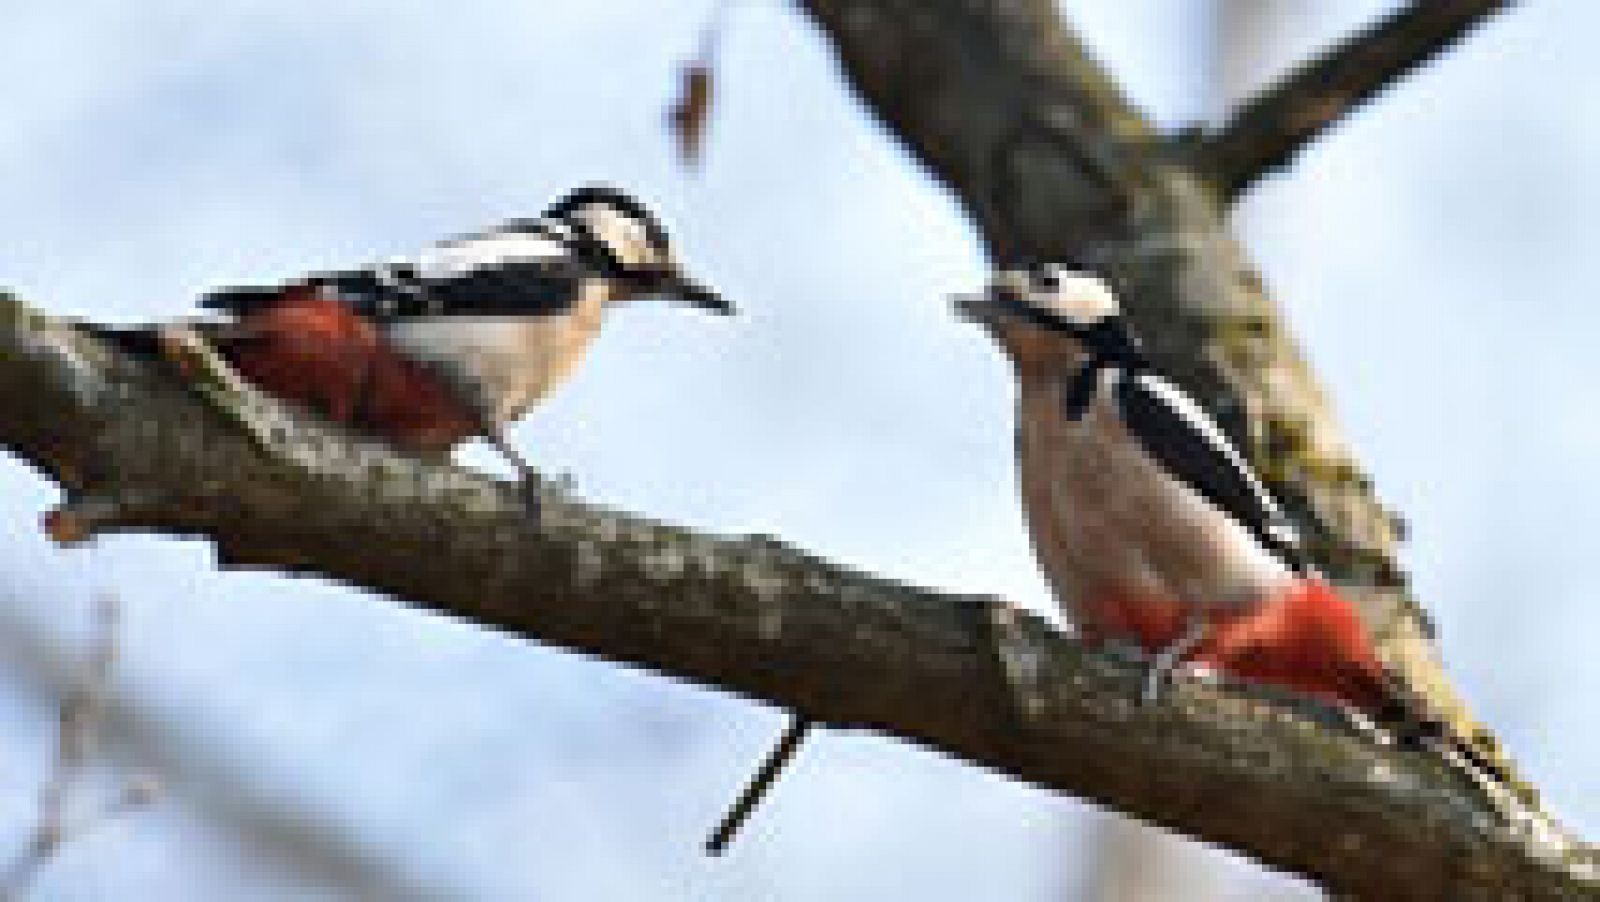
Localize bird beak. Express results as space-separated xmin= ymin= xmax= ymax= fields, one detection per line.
xmin=952 ymin=288 xmax=1013 ymax=326
xmin=952 ymin=270 xmax=1030 ymax=326
xmin=664 ymin=272 xmax=736 ymax=315
xmin=632 ymin=263 xmax=735 ymax=315
xmin=952 ymin=293 xmax=998 ymax=324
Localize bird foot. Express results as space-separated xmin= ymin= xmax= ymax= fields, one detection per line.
xmin=1140 ymin=658 xmax=1177 ymax=705
xmin=1141 ymin=661 xmax=1226 ymax=705
xmin=1139 ymin=618 xmax=1210 ymax=705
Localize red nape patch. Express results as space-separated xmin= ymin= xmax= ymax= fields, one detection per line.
xmin=218 ymin=289 xmax=479 ymax=452
xmin=1086 ymin=582 xmax=1394 ymax=715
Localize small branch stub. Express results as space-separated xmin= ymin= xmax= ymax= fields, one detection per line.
xmin=43 ymin=493 xmax=157 ymax=547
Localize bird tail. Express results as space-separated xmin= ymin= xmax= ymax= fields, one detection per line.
xmin=198 ymin=284 xmax=293 ymax=315
xmin=76 ymin=320 xmax=257 ymax=362
xmin=1361 ymin=666 xmax=1534 ymax=808
xmin=76 ymin=322 xmax=165 ymax=358
xmin=1266 ymin=581 xmax=1525 ymax=802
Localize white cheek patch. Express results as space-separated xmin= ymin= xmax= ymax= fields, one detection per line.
xmin=1039 ymin=273 xmax=1119 ymax=325
xmin=580 ymin=207 xmax=657 ymax=270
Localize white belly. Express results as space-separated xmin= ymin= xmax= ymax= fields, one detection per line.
xmin=386 ymin=306 xmax=604 ymax=426
xmin=1016 ymin=375 xmax=1292 ymax=625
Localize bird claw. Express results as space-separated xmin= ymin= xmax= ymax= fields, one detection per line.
xmin=1140 ymin=663 xmax=1172 ymax=706
xmin=1138 ymin=617 xmax=1209 ymax=706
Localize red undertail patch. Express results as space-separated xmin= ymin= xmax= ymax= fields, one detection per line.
xmin=218 ymin=289 xmax=480 ymax=452
xmin=1088 ymin=581 xmax=1394 ymax=714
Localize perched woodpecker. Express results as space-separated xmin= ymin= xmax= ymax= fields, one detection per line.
xmin=707 ymin=265 xmax=1465 ymax=857
xmin=953 ymin=265 xmax=1505 ymax=775
xmin=101 ymin=184 xmax=732 ymax=488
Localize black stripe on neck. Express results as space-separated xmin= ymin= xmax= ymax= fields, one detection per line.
xmin=1059 ymin=317 xmax=1146 ymax=421
xmin=1075 ymin=316 xmax=1145 ymax=367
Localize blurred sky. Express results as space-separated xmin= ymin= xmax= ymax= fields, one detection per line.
xmin=0 ymin=1 xmax=1594 ymax=899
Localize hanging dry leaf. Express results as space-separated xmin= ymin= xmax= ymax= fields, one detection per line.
xmin=668 ymin=55 xmax=715 ymax=169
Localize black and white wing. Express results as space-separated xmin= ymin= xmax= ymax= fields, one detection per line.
xmin=1114 ymin=370 xmax=1307 ymax=572
xmin=200 ymin=221 xmax=601 ymax=321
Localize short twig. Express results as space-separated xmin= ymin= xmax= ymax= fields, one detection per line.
xmin=0 ymin=595 xmax=159 ymax=899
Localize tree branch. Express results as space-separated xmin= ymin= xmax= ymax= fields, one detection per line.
xmin=1199 ymin=0 xmax=1514 ymax=203
xmin=0 ymin=290 xmax=1590 ymax=898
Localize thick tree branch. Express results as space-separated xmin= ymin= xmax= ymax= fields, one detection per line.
xmin=0 ymin=292 xmax=1591 ymax=899
xmin=1199 ymin=0 xmax=1514 ymax=203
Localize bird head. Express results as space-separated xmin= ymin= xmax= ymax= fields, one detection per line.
xmin=955 ymin=264 xmax=1117 ymax=328
xmin=955 ymin=264 xmax=1141 ymax=372
xmin=544 ymin=184 xmax=733 ymax=315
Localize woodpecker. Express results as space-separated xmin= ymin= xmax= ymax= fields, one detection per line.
xmin=953 ymin=264 xmax=1506 ymax=778
xmin=98 ymin=184 xmax=732 ymax=490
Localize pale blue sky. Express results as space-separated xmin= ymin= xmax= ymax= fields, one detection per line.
xmin=0 ymin=2 xmax=1593 ymax=899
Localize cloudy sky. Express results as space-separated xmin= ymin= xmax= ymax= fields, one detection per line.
xmin=0 ymin=2 xmax=1594 ymax=899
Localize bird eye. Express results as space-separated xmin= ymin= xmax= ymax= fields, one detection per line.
xmin=1035 ymin=269 xmax=1060 ymax=291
